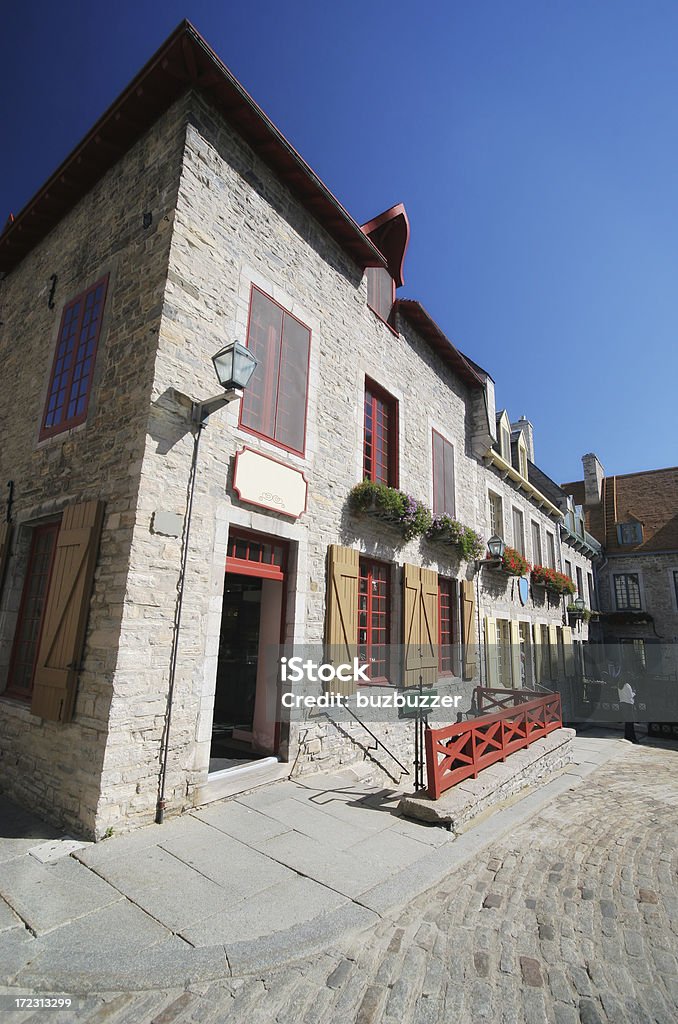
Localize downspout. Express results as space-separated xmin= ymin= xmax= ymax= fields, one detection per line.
xmin=156 ymin=422 xmax=204 ymax=824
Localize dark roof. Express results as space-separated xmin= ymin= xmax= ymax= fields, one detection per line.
xmin=527 ymin=460 xmax=565 ymax=507
xmin=0 ymin=21 xmax=387 ymax=276
xmin=563 ymin=466 xmax=678 ymax=553
xmin=395 ymin=300 xmax=485 ymax=389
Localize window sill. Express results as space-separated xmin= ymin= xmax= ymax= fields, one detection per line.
xmin=236 ymin=425 xmax=308 ymax=463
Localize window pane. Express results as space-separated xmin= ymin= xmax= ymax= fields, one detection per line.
xmin=364 ymin=387 xmax=395 ymax=486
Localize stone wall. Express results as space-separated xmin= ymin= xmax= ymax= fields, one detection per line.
xmin=92 ymin=90 xmax=595 ymax=831
xmin=0 ymin=103 xmax=187 ymax=836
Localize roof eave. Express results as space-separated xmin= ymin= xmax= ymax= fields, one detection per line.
xmin=1 ymin=20 xmax=387 ymax=276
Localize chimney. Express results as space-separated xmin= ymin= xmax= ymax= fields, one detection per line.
xmin=511 ymin=416 xmax=534 ymax=462
xmin=582 ymin=453 xmax=604 ymax=506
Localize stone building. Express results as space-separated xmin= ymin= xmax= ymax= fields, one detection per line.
xmin=562 ymin=456 xmax=678 ymax=676
xmin=0 ymin=22 xmax=595 ymax=838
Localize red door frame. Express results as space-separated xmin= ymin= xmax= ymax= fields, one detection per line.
xmin=223 ymin=528 xmax=290 ymax=755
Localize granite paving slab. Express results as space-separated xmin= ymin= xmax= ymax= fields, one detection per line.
xmin=296 ymin=792 xmax=404 ymax=833
xmin=252 ymin=829 xmax=410 ymax=899
xmin=16 ymin=936 xmax=227 ymax=993
xmin=179 ymin=875 xmax=348 ymax=947
xmin=159 ymin=830 xmax=295 ymax=898
xmin=86 ymin=845 xmax=243 ymax=932
xmin=72 ymin=813 xmax=215 ymax=871
xmin=0 ymin=855 xmax=121 ymax=936
xmin=0 ymin=926 xmax=37 ymax=986
xmin=0 ymin=798 xmax=62 ymax=865
xmin=13 ymin=899 xmax=172 ymax=987
xmin=238 ymin=797 xmax=376 ymax=850
xmin=194 ymin=800 xmax=292 ymax=843
xmin=0 ymin=896 xmax=21 ymax=933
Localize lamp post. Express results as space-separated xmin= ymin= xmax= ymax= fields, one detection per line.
xmin=158 ymin=341 xmax=257 ymax=824
xmin=486 ymin=535 xmax=505 ymax=562
xmin=574 ymin=596 xmax=585 ymax=613
xmin=191 ymin=340 xmax=258 ymax=425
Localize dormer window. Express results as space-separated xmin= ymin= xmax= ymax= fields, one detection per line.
xmin=496 ymin=411 xmax=512 ymax=462
xmin=518 ymin=439 xmax=528 ymax=478
xmin=366 ymin=267 xmax=395 ymax=324
xmin=617 ymin=522 xmax=643 ymax=545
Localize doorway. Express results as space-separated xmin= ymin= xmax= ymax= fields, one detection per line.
xmin=209 ymin=531 xmax=287 ymax=773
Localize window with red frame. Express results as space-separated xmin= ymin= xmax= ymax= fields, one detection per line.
xmin=358 ymin=558 xmax=390 ymax=683
xmin=366 ymin=267 xmax=395 ymax=324
xmin=41 ymin=277 xmax=108 ymax=439
xmin=438 ymin=577 xmax=458 ymax=674
xmin=363 ymin=381 xmax=398 ymax=486
xmin=239 ymin=286 xmax=311 ymax=455
xmin=432 ymin=430 xmax=455 ymax=517
xmin=6 ymin=523 xmax=59 ymax=698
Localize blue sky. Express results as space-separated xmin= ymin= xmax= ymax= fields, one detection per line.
xmin=3 ymin=1 xmax=677 ymax=483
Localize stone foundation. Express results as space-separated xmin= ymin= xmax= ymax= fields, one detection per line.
xmin=399 ymin=726 xmax=575 ymax=832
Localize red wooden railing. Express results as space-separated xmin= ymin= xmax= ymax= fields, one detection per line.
xmin=424 ymin=691 xmax=562 ymax=800
xmin=474 ymin=687 xmax=546 ymax=713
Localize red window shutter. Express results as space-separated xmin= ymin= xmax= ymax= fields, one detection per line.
xmin=367 ymin=268 xmax=394 ymax=323
xmin=40 ymin=277 xmax=108 ymax=439
xmin=31 ymin=501 xmax=104 ymax=723
xmin=432 ymin=430 xmax=455 ymax=517
xmin=239 ymin=287 xmax=310 ymax=455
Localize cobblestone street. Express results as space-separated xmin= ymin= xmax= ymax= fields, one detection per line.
xmin=5 ymin=741 xmax=678 ymax=1024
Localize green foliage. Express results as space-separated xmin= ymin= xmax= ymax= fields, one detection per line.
xmin=426 ymin=514 xmax=485 ymax=561
xmin=348 ymin=481 xmax=432 ymax=541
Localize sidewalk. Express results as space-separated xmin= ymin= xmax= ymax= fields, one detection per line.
xmin=0 ymin=733 xmax=631 ymax=992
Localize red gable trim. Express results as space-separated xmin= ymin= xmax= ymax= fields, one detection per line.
xmin=395 ymin=299 xmax=485 ymax=390
xmin=1 ymin=21 xmax=387 ymax=276
xmin=361 ymin=203 xmax=410 ymax=288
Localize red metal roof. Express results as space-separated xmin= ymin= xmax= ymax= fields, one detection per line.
xmin=0 ymin=21 xmax=388 ymax=276
xmin=395 ymin=299 xmax=486 ymax=390
xmin=361 ymin=204 xmax=410 ymax=287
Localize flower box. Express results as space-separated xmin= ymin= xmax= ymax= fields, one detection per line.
xmin=531 ymin=566 xmax=576 ymax=596
xmin=426 ymin=515 xmax=484 ymax=561
xmin=348 ymin=481 xmax=432 ymax=541
xmin=495 ymin=546 xmax=530 ymax=576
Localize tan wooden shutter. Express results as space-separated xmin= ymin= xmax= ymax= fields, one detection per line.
xmin=31 ymin=501 xmax=104 ymax=722
xmin=562 ymin=625 xmax=575 ymax=677
xmin=403 ymin=563 xmax=422 ymax=688
xmin=325 ymin=545 xmax=359 ymax=696
xmin=510 ymin=620 xmax=522 ymax=687
xmin=403 ymin=564 xmax=439 ymax=688
xmin=0 ymin=522 xmax=12 ymax=598
xmin=484 ymin=616 xmax=498 ymax=686
xmin=420 ymin=567 xmax=439 ymax=686
xmin=461 ymin=579 xmax=477 ymax=680
xmin=532 ymin=623 xmax=542 ymax=683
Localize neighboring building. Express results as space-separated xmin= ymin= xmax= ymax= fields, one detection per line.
xmin=0 ymin=22 xmax=595 ymax=838
xmin=562 ymin=455 xmax=678 ymax=676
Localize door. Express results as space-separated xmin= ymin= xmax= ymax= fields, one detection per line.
xmin=210 ymin=531 xmax=287 ymax=770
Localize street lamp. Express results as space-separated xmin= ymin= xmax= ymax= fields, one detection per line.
xmin=486 ymin=535 xmax=505 ymax=561
xmin=191 ymin=341 xmax=257 ymax=425
xmin=573 ymin=596 xmax=585 ymax=613
xmin=159 ymin=340 xmax=257 ymax=824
